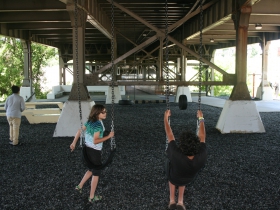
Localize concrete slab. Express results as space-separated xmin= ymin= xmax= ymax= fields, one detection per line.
xmin=192 ymin=96 xmax=280 ymax=112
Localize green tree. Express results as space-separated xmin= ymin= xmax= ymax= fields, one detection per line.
xmin=31 ymin=42 xmax=56 ymax=99
xmin=0 ymin=37 xmax=24 ymax=101
xmin=0 ymin=36 xmax=56 ymax=101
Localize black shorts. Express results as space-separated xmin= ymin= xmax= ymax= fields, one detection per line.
xmin=85 ymin=146 xmax=102 ymax=176
xmin=165 ymin=159 xmax=193 ymax=186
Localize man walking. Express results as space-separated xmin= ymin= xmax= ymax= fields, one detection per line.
xmin=5 ymin=85 xmax=25 ymax=146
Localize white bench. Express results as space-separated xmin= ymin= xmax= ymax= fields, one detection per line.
xmin=25 ymin=102 xmax=64 ymax=109
xmin=0 ymin=102 xmax=64 ymax=123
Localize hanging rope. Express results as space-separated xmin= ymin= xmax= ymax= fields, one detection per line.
xmin=110 ymin=0 xmax=116 ymax=151
xmin=198 ymin=0 xmax=204 ymax=110
xmin=165 ymin=0 xmax=170 ymax=150
xmin=73 ymin=0 xmax=116 ymax=170
xmin=165 ymin=0 xmax=170 ymax=111
xmin=197 ymin=0 xmax=204 ymax=135
xmin=74 ymin=0 xmax=84 ymax=147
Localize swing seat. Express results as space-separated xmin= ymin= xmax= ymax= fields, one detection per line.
xmin=82 ymin=145 xmax=116 ymax=170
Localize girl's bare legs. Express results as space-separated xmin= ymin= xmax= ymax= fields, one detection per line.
xmin=89 ymin=176 xmax=99 ymax=199
xmin=169 ymin=181 xmax=176 ymax=204
xmin=177 ymin=186 xmax=186 ymax=204
xmin=78 ymin=170 xmax=92 ymax=188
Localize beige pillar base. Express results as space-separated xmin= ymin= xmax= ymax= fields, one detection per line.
xmin=106 ymin=86 xmax=122 ymax=104
xmin=216 ymin=100 xmax=265 ymax=134
xmin=256 ymin=86 xmax=274 ymax=100
xmin=53 ymin=100 xmax=95 ymax=137
xmin=175 ymin=86 xmax=192 ymax=102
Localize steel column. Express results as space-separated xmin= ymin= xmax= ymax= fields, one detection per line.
xmin=21 ymin=40 xmax=31 ymax=87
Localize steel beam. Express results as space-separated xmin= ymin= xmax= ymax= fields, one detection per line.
xmin=104 ymin=0 xmax=228 ymax=77
xmin=97 ymin=35 xmax=158 ymax=73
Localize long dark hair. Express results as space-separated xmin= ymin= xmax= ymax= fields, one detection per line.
xmin=88 ymin=104 xmax=106 ymax=122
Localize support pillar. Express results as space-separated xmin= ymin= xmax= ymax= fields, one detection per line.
xmin=181 ymin=49 xmax=186 ymax=82
xmin=106 ymin=86 xmax=122 ymax=104
xmin=159 ymin=37 xmax=163 ymax=81
xmin=54 ymin=3 xmax=91 ymax=137
xmin=21 ymin=40 xmax=31 ymax=87
xmin=216 ymin=5 xmax=265 ymax=133
xmin=67 ymin=4 xmax=89 ymax=101
xmin=58 ymin=50 xmax=65 ymax=86
xmin=256 ymin=39 xmax=273 ymax=100
xmin=21 ymin=40 xmax=36 ymax=101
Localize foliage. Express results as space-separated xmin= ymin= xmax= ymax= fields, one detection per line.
xmin=0 ymin=36 xmax=56 ymax=101
xmin=31 ymin=42 xmax=56 ymax=99
xmin=212 ymin=48 xmax=236 ymax=96
xmin=213 ymin=73 xmax=233 ymax=96
xmin=0 ymin=37 xmax=24 ymax=101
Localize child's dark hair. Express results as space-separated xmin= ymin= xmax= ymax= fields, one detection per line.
xmin=12 ymin=85 xmax=20 ymax=93
xmin=88 ymin=104 xmax=106 ymax=122
xmin=178 ymin=130 xmax=201 ymax=156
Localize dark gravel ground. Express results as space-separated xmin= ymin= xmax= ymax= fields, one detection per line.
xmin=1 ymin=102 xmax=280 ymax=210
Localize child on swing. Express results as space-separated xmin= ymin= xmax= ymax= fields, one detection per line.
xmin=70 ymin=104 xmax=114 ymax=203
xmin=164 ymin=109 xmax=207 ymax=210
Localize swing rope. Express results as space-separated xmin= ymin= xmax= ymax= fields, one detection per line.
xmin=110 ymin=0 xmax=116 ymax=151
xmin=73 ymin=0 xmax=84 ymax=147
xmin=198 ymin=0 xmax=204 ymax=111
xmin=165 ymin=0 xmax=170 ymax=150
xmin=165 ymin=0 xmax=170 ymax=111
xmin=74 ymin=0 xmax=116 ymax=169
xmin=197 ymin=0 xmax=204 ymax=134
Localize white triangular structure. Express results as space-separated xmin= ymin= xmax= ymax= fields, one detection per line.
xmin=216 ymin=100 xmax=265 ymax=134
xmin=256 ymin=86 xmax=274 ymax=100
xmin=20 ymin=87 xmax=36 ymax=101
xmin=53 ymin=100 xmax=95 ymax=137
xmin=106 ymin=86 xmax=122 ymax=104
xmin=175 ymin=86 xmax=192 ymax=102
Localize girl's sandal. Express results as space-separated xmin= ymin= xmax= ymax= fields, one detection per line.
xmin=88 ymin=195 xmax=102 ymax=203
xmin=176 ymin=203 xmax=186 ymax=210
xmin=75 ymin=185 xmax=82 ymax=193
xmin=168 ymin=201 xmax=177 ymax=210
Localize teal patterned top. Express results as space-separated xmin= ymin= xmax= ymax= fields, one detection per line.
xmin=84 ymin=120 xmax=104 ymax=150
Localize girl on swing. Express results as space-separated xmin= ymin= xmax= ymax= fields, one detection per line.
xmin=164 ymin=109 xmax=207 ymax=210
xmin=70 ymin=104 xmax=114 ymax=203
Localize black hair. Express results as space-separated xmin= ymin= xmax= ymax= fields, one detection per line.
xmin=12 ymin=85 xmax=20 ymax=93
xmin=178 ymin=130 xmax=201 ymax=156
xmin=88 ymin=104 xmax=106 ymax=122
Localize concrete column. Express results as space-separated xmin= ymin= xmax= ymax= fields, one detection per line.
xmin=181 ymin=50 xmax=186 ymax=81
xmin=106 ymin=86 xmax=122 ymax=104
xmin=256 ymin=39 xmax=273 ymax=100
xmin=21 ymin=40 xmax=31 ymax=87
xmin=216 ymin=5 xmax=265 ymax=133
xmin=209 ymin=50 xmax=216 ymax=96
xmin=230 ymin=6 xmax=251 ymax=100
xmin=58 ymin=50 xmax=64 ymax=86
xmin=159 ymin=37 xmax=163 ymax=81
xmin=67 ymin=4 xmax=88 ymax=100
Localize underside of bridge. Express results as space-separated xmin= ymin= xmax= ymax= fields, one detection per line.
xmin=0 ymin=0 xmax=280 ymax=93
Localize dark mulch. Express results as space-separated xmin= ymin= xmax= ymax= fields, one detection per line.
xmin=1 ymin=102 xmax=279 ymax=210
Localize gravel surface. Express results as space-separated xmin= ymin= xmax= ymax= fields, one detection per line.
xmin=1 ymin=102 xmax=279 ymax=210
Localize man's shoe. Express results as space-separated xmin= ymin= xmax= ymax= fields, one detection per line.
xmin=9 ymin=142 xmax=22 ymax=146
